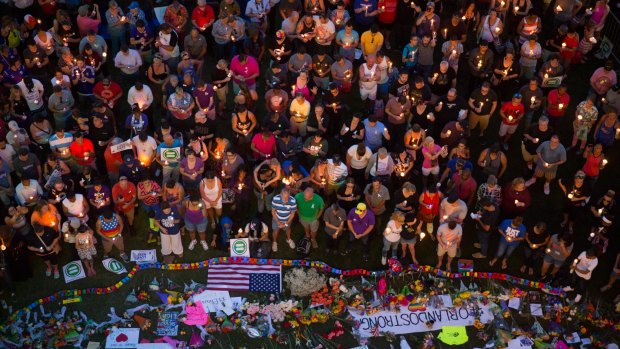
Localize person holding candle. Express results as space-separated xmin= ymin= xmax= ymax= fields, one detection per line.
xmin=589 ymin=60 xmax=616 ymax=101
xmin=75 ymin=225 xmax=97 ymax=277
xmin=521 ymin=116 xmax=553 ymax=172
xmin=27 ymin=223 xmax=61 ymax=279
xmin=520 ymin=222 xmax=549 ymax=275
xmin=519 ymin=34 xmax=540 ymax=80
xmin=544 ymin=84 xmax=570 ymax=131
xmin=467 ymin=41 xmax=494 ymax=91
xmin=489 ymin=216 xmax=525 ymax=269
xmin=516 ymin=8 xmax=540 ymax=45
xmin=563 ymin=248 xmax=598 ymax=303
xmin=525 ymin=135 xmax=566 ymax=195
xmin=553 ymin=0 xmax=583 ymax=29
xmin=558 ymin=170 xmax=590 ymax=233
xmin=62 ymin=190 xmax=90 ymax=224
xmin=435 ymin=219 xmax=462 ymax=272
xmin=540 ymin=232 xmax=573 ymax=280
xmin=477 ymin=9 xmax=502 ymax=53
xmin=498 ymin=93 xmax=525 ymax=150
xmin=518 ymin=78 xmax=543 ymax=129
xmin=353 ymin=0 xmax=378 ymax=32
xmin=271 ymin=187 xmax=297 ymax=251
xmin=381 ymin=210 xmax=404 ymax=265
xmin=559 ymin=26 xmax=579 ymax=70
xmin=471 ymin=198 xmax=500 ymax=259
xmin=112 ymin=176 xmax=137 ymax=229
xmin=335 ymin=21 xmax=358 ymax=62
xmin=569 ymin=96 xmax=598 ymax=154
xmin=581 ymin=143 xmax=606 ymax=189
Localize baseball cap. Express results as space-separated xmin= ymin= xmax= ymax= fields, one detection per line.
xmin=426 ymin=1 xmax=435 ymax=7
xmin=8 ymin=120 xmax=18 ymax=131
xmin=128 ymin=1 xmax=139 ymax=9
xmin=124 ymin=154 xmax=134 ymax=164
xmin=574 ymin=170 xmax=586 ymax=179
xmin=119 ymin=175 xmax=128 ymax=181
xmin=24 ymin=14 xmax=37 ymax=27
xmin=355 ymin=203 xmax=367 ymax=214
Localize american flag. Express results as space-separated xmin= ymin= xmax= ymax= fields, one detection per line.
xmin=206 ymin=264 xmax=282 ymax=292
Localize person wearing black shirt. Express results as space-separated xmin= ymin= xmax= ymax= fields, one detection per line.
xmin=394 ymin=0 xmax=422 ymax=49
xmin=268 ymin=32 xmax=293 ymax=67
xmin=468 ymin=82 xmax=498 ymax=140
xmin=521 ymin=116 xmax=553 ymax=171
xmin=433 ymin=88 xmax=467 ymax=139
xmin=400 ymin=212 xmax=422 ymax=264
xmin=119 ymin=154 xmax=144 ymax=185
xmin=410 ymin=76 xmax=432 ymax=104
xmin=263 ymin=111 xmax=291 ymax=135
xmin=521 ymin=222 xmax=550 ymax=275
xmin=441 ymin=13 xmax=467 ymax=44
xmin=393 ymin=182 xmax=417 ymax=214
xmin=211 ymin=60 xmax=232 ymax=115
xmin=323 ymin=83 xmax=347 ymax=131
xmin=558 ymin=170 xmax=591 ymax=234
xmin=26 ymin=223 xmax=61 ymax=279
xmin=472 ymin=199 xmax=500 ymax=259
xmin=429 ymin=61 xmax=457 ymax=102
xmin=389 ymin=71 xmax=412 ymax=99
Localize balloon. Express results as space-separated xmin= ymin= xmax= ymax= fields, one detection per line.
xmin=388 ymin=258 xmax=403 ymax=274
xmin=377 ymin=278 xmax=387 ymax=296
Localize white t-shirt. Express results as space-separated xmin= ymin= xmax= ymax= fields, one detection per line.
xmin=384 ymin=220 xmax=403 ymax=242
xmin=62 ymin=194 xmax=85 ymax=217
xmin=0 ymin=144 xmax=16 ymax=165
xmin=132 ymin=136 xmax=158 ymax=164
xmin=347 ymin=145 xmax=372 ymax=169
xmin=127 ymin=85 xmax=154 ymax=109
xmin=575 ymin=251 xmax=598 ymax=280
xmin=17 ymin=78 xmax=44 ymax=111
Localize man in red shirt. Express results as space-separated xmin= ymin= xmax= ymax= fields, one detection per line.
xmin=192 ymin=0 xmax=215 ymax=32
xmin=93 ymin=78 xmax=123 ymax=109
xmin=112 ymin=176 xmax=138 ymax=230
xmin=69 ymin=132 xmax=96 ymax=172
xmin=377 ymin=0 xmax=397 ymax=50
xmin=499 ymin=93 xmax=525 ymax=150
xmin=451 ymin=168 xmax=477 ymax=206
xmin=545 ymin=84 xmax=570 ymax=131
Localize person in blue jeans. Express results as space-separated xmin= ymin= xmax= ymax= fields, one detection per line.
xmin=490 ymin=216 xmax=526 ymax=270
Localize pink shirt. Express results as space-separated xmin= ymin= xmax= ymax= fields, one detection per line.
xmin=251 ymin=133 xmax=276 ymax=159
xmin=422 ymin=144 xmax=441 ymax=169
xmin=77 ymin=16 xmax=101 ymax=37
xmin=590 ymin=67 xmax=617 ymax=95
xmin=230 ymin=55 xmax=260 ymax=86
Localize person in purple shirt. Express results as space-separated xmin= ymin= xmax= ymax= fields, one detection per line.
xmin=71 ymin=56 xmax=96 ymax=104
xmin=192 ymin=79 xmax=216 ymax=119
xmin=353 ymin=0 xmax=378 ymax=30
xmin=87 ymin=178 xmax=112 ymax=214
xmin=2 ymin=59 xmax=28 ymax=85
xmin=344 ymin=202 xmax=375 ymax=261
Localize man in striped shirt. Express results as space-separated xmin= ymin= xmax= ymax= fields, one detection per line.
xmin=327 ymin=154 xmax=348 ymax=194
xmin=271 ymin=187 xmax=297 ymax=252
xmin=48 ymin=129 xmax=74 ymax=167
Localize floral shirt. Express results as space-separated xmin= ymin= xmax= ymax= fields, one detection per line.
xmin=574 ymin=101 xmax=598 ymax=128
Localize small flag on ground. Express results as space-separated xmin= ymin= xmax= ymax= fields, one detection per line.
xmin=206 ymin=264 xmax=282 ymax=292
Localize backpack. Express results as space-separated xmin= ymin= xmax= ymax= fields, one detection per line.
xmin=296 ymin=237 xmax=311 ymax=256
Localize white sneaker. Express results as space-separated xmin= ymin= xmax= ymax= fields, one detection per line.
xmin=574 ymin=294 xmax=582 ymax=303
xmin=544 ymin=182 xmax=550 ymax=195
xmin=287 ymin=239 xmax=295 ymax=249
xmin=272 ymin=241 xmax=278 ymax=252
xmin=563 ymin=286 xmax=574 ymax=292
xmin=381 ymin=257 xmax=387 ymax=265
xmin=200 ymin=240 xmax=209 ymax=251
xmin=188 ymin=239 xmax=198 ymax=251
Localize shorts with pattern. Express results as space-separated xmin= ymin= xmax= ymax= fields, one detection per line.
xmin=77 ymin=246 xmax=97 ymax=260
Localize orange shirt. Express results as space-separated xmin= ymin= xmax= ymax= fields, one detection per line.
xmin=31 ymin=204 xmax=60 ymax=232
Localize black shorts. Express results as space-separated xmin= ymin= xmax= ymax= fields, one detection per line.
xmin=40 ymin=252 xmax=59 ymax=265
xmin=377 ymin=21 xmax=395 ymax=30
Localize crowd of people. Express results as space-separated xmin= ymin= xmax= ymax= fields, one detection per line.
xmin=0 ymin=0 xmax=618 ymax=305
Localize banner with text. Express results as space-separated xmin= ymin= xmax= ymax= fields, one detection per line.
xmin=348 ymin=304 xmax=494 ymax=336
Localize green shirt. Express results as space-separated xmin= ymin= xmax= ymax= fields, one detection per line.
xmin=294 ymin=193 xmax=325 ymax=222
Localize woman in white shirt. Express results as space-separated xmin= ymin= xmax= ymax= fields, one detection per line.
xmin=565 ymin=248 xmax=599 ymax=303
xmin=381 ymin=211 xmax=404 ymax=265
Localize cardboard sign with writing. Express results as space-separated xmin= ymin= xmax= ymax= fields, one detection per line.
xmin=130 ymin=250 xmax=157 ymax=263
xmin=110 ymin=140 xmax=133 ymax=154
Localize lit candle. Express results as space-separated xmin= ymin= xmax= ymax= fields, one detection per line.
xmin=419 ymin=232 xmax=426 ymax=240
xmin=558 ymin=103 xmax=564 ymax=110
xmin=534 ymin=138 xmax=539 ymax=143
xmin=530 ymin=96 xmax=536 ymax=106
xmin=561 ymin=43 xmax=566 ymax=48
xmin=602 ymin=158 xmax=608 ymax=167
xmin=577 ymin=115 xmax=583 ymax=120
xmin=556 ymin=5 xmax=562 ymax=12
xmin=546 ymin=248 xmax=551 ymax=253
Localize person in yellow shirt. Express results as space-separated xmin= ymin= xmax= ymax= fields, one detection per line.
xmin=360 ymin=24 xmax=383 ymax=59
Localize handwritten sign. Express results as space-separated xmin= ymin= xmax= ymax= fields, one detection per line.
xmin=105 ymin=328 xmax=140 ymax=348
xmin=111 ymin=140 xmax=133 ymax=154
xmin=193 ymin=290 xmax=233 ymax=313
xmin=156 ymin=311 xmax=179 ymax=336
xmin=130 ymin=250 xmax=157 ymax=263
xmin=348 ymin=304 xmax=494 ymax=336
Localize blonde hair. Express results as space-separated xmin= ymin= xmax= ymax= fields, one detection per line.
xmin=390 ymin=211 xmax=405 ymax=223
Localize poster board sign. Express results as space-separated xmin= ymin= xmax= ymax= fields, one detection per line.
xmin=193 ymin=290 xmax=233 ymax=313
xmin=160 ymin=147 xmax=181 ymax=162
xmin=102 ymin=258 xmax=127 ymax=274
xmin=541 ymin=76 xmax=563 ymax=88
xmin=111 ymin=140 xmax=133 ymax=154
xmin=63 ymin=260 xmax=86 ymax=283
xmin=348 ymin=304 xmax=494 ymax=336
xmin=105 ymin=328 xmax=140 ymax=348
xmin=156 ymin=311 xmax=179 ymax=336
xmin=130 ymin=250 xmax=157 ymax=263
xmin=230 ymin=238 xmax=250 ymax=257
